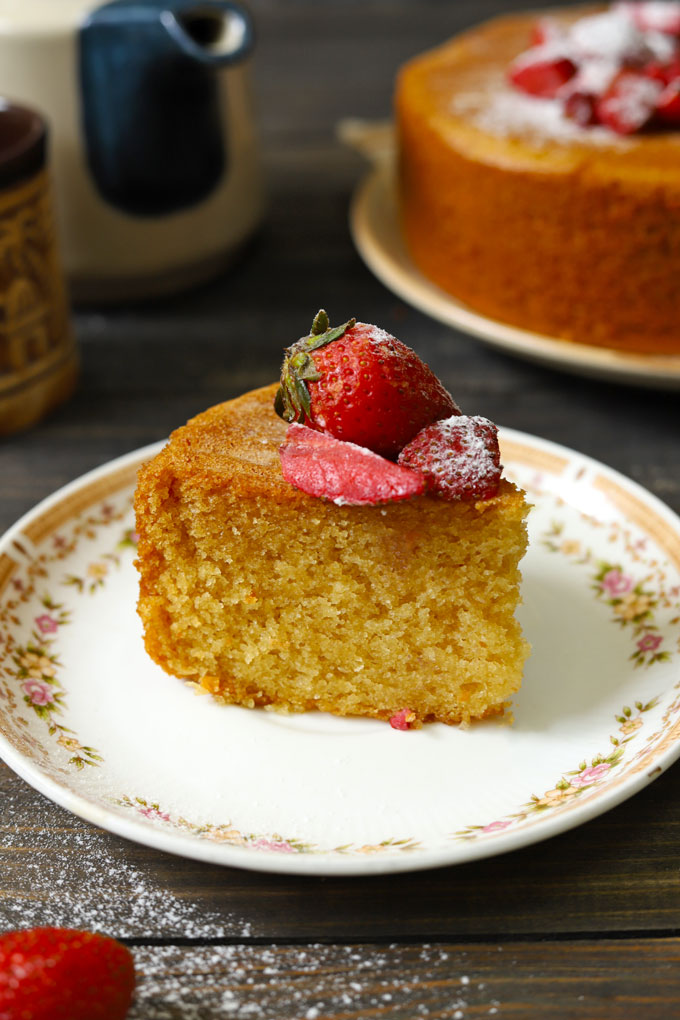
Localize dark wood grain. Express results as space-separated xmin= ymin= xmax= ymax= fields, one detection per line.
xmin=127 ymin=939 xmax=680 ymax=1019
xmin=0 ymin=0 xmax=678 ymax=1012
xmin=2 ymin=759 xmax=679 ymax=940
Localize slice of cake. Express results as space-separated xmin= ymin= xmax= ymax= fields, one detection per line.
xmin=135 ymin=316 xmax=530 ymax=726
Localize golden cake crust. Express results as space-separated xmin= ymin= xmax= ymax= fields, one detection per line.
xmin=396 ymin=6 xmax=680 ymax=354
xmin=135 ymin=384 xmax=530 ymax=726
xmin=141 ymin=385 xmax=299 ymax=502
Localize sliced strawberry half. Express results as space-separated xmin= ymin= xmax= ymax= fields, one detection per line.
xmin=595 ymin=70 xmax=662 ymax=132
xmin=397 ymin=416 xmax=502 ymax=502
xmin=279 ymin=423 xmax=425 ymax=506
xmin=509 ymin=54 xmax=577 ymax=98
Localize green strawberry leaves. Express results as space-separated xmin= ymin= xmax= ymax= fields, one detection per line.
xmin=275 ymin=310 xmax=356 ymax=423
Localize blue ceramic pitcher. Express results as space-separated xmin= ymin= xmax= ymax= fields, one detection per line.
xmin=79 ymin=0 xmax=254 ymax=216
xmin=0 ymin=0 xmax=264 ymax=300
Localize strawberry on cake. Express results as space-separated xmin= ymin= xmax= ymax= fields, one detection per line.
xmin=397 ymin=1 xmax=680 ymax=354
xmin=135 ymin=312 xmax=530 ymax=727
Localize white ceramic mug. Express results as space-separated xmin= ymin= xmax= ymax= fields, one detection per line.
xmin=0 ymin=0 xmax=264 ymax=301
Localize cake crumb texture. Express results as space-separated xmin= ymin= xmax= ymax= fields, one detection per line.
xmin=135 ymin=385 xmax=530 ymax=725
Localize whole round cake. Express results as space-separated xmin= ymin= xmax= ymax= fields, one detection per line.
xmin=396 ymin=2 xmax=680 ymax=355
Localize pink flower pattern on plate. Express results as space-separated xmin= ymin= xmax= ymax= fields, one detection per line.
xmin=600 ymin=568 xmax=633 ymax=597
xmin=22 ymin=679 xmax=55 ymax=706
xmin=570 ymin=762 xmax=612 ymax=788
xmin=637 ymin=633 xmax=663 ymax=653
xmin=481 ymin=820 xmax=513 ymax=834
xmin=34 ymin=614 xmax=58 ymax=635
xmin=251 ymin=838 xmax=296 ymax=853
xmin=139 ymin=805 xmax=171 ymax=823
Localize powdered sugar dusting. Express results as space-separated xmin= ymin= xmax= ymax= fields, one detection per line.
xmin=398 ymin=415 xmax=501 ymax=501
xmin=0 ymin=776 xmax=510 ymax=1016
xmin=128 ymin=944 xmax=493 ymax=1020
xmin=573 ymin=58 xmax=620 ymax=96
xmin=0 ymin=774 xmax=251 ymax=938
xmin=569 ymin=10 xmax=653 ymax=61
xmin=451 ymin=82 xmax=623 ymax=143
xmin=616 ymin=0 xmax=680 ymax=34
xmin=448 ymin=73 xmax=623 ymax=144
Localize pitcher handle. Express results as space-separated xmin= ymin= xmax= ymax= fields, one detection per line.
xmin=161 ymin=1 xmax=254 ymax=67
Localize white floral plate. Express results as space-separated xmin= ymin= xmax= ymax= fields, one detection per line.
xmin=0 ymin=434 xmax=679 ymax=876
xmin=350 ymin=163 xmax=680 ymax=390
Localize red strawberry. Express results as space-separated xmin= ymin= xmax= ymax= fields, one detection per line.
xmin=389 ymin=708 xmax=417 ymax=731
xmin=397 ymin=416 xmax=501 ymax=502
xmin=596 ymin=70 xmax=662 ymax=133
xmin=0 ymin=927 xmax=135 ymax=1020
xmin=564 ymin=90 xmax=599 ymax=126
xmin=274 ymin=310 xmax=459 ymax=459
xmin=509 ymin=55 xmax=577 ymax=98
xmin=279 ymin=423 xmax=425 ymax=505
xmin=656 ymin=79 xmax=680 ymax=121
xmin=641 ymin=57 xmax=680 ymax=85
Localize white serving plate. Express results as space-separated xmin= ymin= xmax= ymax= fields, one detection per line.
xmin=0 ymin=434 xmax=679 ymax=875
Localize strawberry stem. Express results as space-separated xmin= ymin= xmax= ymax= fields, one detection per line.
xmin=274 ymin=311 xmax=356 ymax=423
xmin=311 ymin=309 xmax=329 ymax=335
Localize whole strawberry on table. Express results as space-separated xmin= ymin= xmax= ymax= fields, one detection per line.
xmin=0 ymin=927 xmax=135 ymax=1020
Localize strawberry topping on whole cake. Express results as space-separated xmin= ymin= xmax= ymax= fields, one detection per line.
xmin=508 ymin=2 xmax=680 ymax=133
xmin=275 ymin=311 xmax=504 ymax=506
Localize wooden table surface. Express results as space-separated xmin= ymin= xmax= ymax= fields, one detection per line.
xmin=1 ymin=1 xmax=679 ymax=1017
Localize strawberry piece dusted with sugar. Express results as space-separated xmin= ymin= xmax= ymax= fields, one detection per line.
xmin=275 ymin=310 xmax=459 ymax=459
xmin=617 ymin=1 xmax=680 ymax=35
xmin=509 ymin=54 xmax=577 ymax=97
xmin=509 ymin=5 xmax=680 ymax=135
xmin=595 ymin=70 xmax=662 ymax=132
xmin=398 ymin=416 xmax=502 ymax=502
xmin=641 ymin=57 xmax=680 ymax=85
xmin=280 ymin=423 xmax=425 ymax=505
xmin=564 ymin=90 xmax=600 ymax=126
xmin=0 ymin=927 xmax=135 ymax=1020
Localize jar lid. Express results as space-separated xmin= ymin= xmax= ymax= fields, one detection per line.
xmin=0 ymin=101 xmax=46 ymax=189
